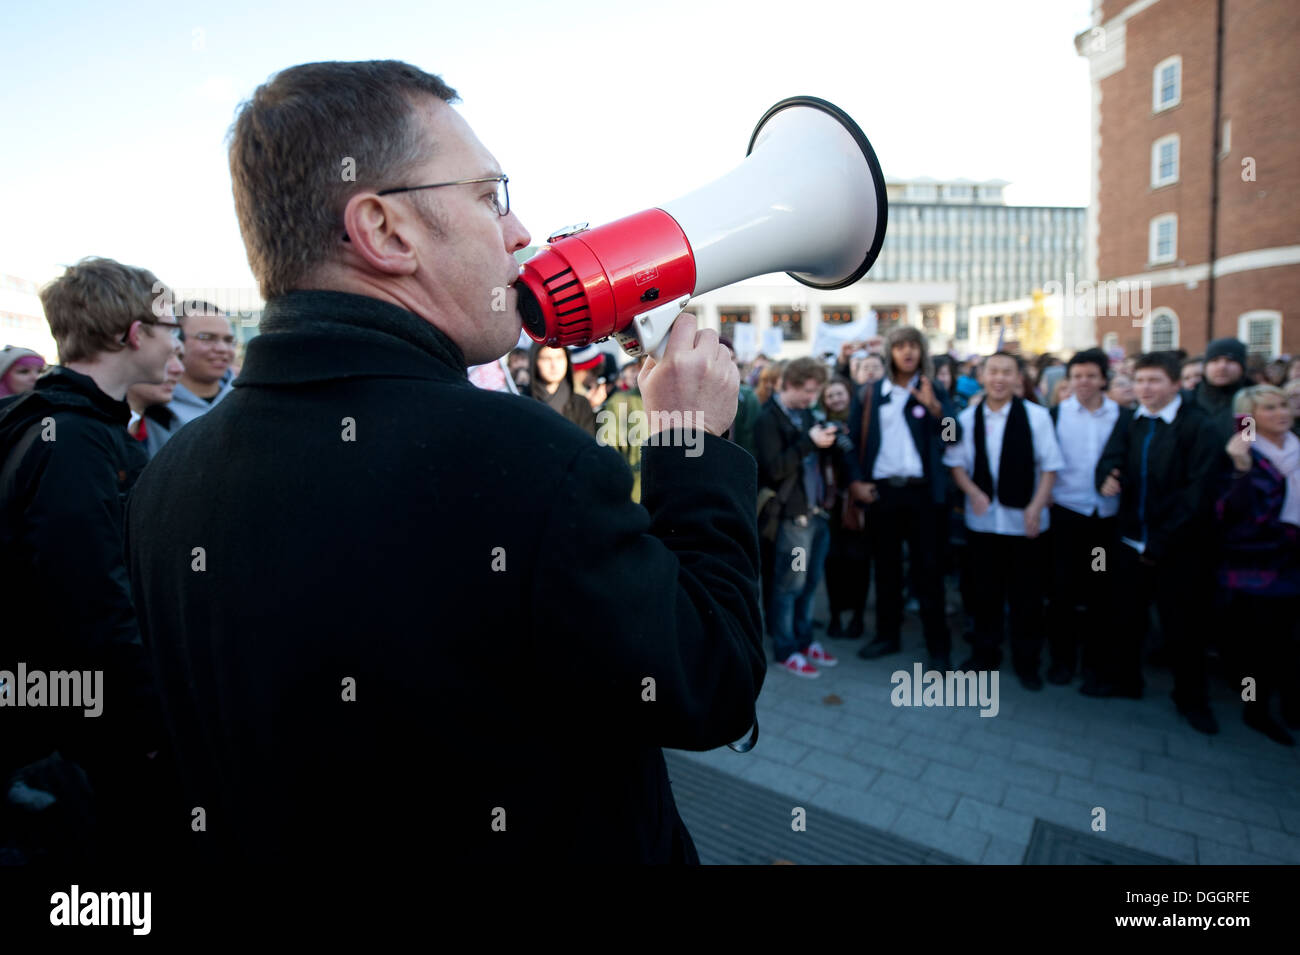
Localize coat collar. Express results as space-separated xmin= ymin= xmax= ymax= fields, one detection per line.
xmin=236 ymin=290 xmax=471 ymax=388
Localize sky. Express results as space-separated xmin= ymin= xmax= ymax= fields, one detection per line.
xmin=0 ymin=0 xmax=1095 ymax=303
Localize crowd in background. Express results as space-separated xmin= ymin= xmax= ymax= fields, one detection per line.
xmin=471 ymin=325 xmax=1300 ymax=747
xmin=2 ymin=258 xmax=1299 ymax=868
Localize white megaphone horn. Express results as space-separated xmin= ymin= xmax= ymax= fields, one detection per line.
xmin=516 ymin=95 xmax=888 ymax=357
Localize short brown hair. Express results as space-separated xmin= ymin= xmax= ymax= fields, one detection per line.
xmin=782 ymin=357 xmax=829 ymax=389
xmin=40 ymin=257 xmax=165 ymax=364
xmin=229 ymin=60 xmax=459 ymax=300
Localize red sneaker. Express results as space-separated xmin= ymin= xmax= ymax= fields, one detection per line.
xmin=779 ymin=653 xmax=820 ymax=678
xmin=806 ymin=642 xmax=838 ymax=667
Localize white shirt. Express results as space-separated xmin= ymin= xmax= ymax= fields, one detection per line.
xmin=1121 ymin=394 xmax=1182 ymax=554
xmin=1051 ymin=395 xmax=1121 ymax=518
xmin=944 ymin=399 xmax=1065 ymax=536
xmin=872 ymin=376 xmax=926 ymax=480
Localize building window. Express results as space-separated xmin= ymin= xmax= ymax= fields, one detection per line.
xmin=1151 ymin=134 xmax=1179 ymax=187
xmin=821 ymin=306 xmax=855 ymax=325
xmin=1220 ymin=118 xmax=1231 ymax=159
xmin=1237 ymin=310 xmax=1282 ymax=358
xmin=1148 ymin=214 xmax=1177 ymax=265
xmin=1143 ymin=308 xmax=1179 ymax=351
xmin=718 ymin=307 xmax=751 ymax=344
xmin=874 ymin=306 xmax=905 ymax=335
xmin=770 ymin=306 xmax=804 ymax=341
xmin=1153 ymin=55 xmax=1181 ymax=112
xmin=907 ymin=183 xmax=937 ymax=202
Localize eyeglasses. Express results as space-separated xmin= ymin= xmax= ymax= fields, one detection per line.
xmin=192 ymin=332 xmax=236 ymax=346
xmin=378 ymin=174 xmax=510 ymax=217
xmin=122 ymin=319 xmax=182 ymax=346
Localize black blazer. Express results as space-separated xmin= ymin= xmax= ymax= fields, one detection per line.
xmin=1095 ymin=398 xmax=1219 ymax=563
xmin=846 ymin=377 xmax=961 ymax=504
xmin=125 ymin=290 xmax=764 ymax=865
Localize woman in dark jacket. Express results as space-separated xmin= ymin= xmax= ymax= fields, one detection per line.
xmin=1217 ymin=384 xmax=1300 ymax=745
xmin=524 ymin=342 xmax=597 ymax=436
xmin=819 ymin=376 xmax=870 ymax=639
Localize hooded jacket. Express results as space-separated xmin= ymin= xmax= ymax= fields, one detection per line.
xmin=167 ymin=367 xmax=234 ymax=428
xmin=0 ymin=368 xmax=161 ymax=782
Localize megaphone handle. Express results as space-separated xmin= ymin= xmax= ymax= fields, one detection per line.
xmin=623 ymin=296 xmax=692 ymax=361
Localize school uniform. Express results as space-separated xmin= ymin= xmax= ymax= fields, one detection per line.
xmin=944 ymin=397 xmax=1064 ymax=677
xmin=1047 ymin=395 xmax=1122 ymax=681
xmin=846 ymin=376 xmax=960 ymax=662
xmin=1094 ymin=394 xmax=1220 ymax=721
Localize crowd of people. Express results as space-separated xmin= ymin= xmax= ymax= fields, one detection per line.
xmin=478 ymin=324 xmax=1300 ymax=748
xmin=1 ymin=59 xmax=1297 ymax=869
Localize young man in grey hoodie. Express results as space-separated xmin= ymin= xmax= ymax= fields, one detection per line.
xmin=168 ymin=301 xmax=236 ymax=426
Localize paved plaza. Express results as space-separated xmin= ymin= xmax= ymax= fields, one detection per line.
xmin=671 ymin=588 xmax=1300 ymax=865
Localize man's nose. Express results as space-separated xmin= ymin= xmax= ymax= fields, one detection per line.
xmin=504 ymin=211 xmax=531 ymax=254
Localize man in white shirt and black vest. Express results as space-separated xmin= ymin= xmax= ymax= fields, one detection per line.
xmin=1046 ymin=348 xmax=1122 ymax=688
xmin=944 ymin=351 xmax=1064 ymax=689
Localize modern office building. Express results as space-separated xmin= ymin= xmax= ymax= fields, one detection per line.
xmin=0 ymin=272 xmax=58 ymax=361
xmin=1075 ymin=0 xmax=1299 ymax=357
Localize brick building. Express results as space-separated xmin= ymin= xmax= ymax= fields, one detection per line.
xmin=1076 ymin=0 xmax=1299 ymax=358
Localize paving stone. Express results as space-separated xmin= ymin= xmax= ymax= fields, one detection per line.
xmin=1097 ymin=761 xmax=1186 ymax=801
xmin=1278 ymin=807 xmax=1300 ymax=834
xmin=920 ymin=762 xmax=1007 ymax=804
xmin=889 ymin=709 xmax=972 ymax=743
xmin=780 ymin=717 xmax=857 ymax=756
xmin=748 ymin=734 xmax=811 ymax=767
xmin=796 ymin=749 xmax=881 ymax=790
xmin=1145 ymin=797 xmax=1251 ymax=849
xmin=898 ymin=732 xmax=979 ymax=770
xmin=973 ymin=753 xmax=1058 ymax=794
xmin=1180 ymin=786 xmax=1282 ymax=829
xmin=870 ymin=771 xmax=960 ymax=818
xmin=833 ymin=712 xmax=906 ymax=747
xmin=981 ymin=836 xmax=1029 ymax=865
xmin=959 ymin=723 xmax=1016 ymax=758
xmin=1197 ymin=839 xmax=1295 ymax=866
xmin=1009 ymin=739 xmax=1094 ymax=778
xmin=1081 ymin=720 xmax=1169 ymax=756
xmin=739 ymin=756 xmax=826 ymax=800
xmin=848 ymin=738 xmax=930 ymax=779
xmin=1002 ymin=787 xmax=1093 ymax=830
xmin=1064 ymin=736 xmax=1144 ymax=770
xmin=773 ymin=697 xmax=845 ymax=729
xmin=1095 ymin=813 xmax=1197 ymax=864
xmin=951 ymin=795 xmax=1036 ymax=844
xmin=1230 ymin=778 xmax=1300 ymax=809
xmin=1055 ymin=774 xmax=1147 ymax=818
xmin=1247 ymin=826 xmax=1300 ymax=864
xmin=804 ymin=781 xmax=904 ymax=831
xmin=982 ymin=717 xmax=1072 ymax=751
xmin=891 ymin=807 xmax=989 ymax=864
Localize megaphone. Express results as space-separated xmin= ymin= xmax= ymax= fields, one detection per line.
xmin=516 ymin=96 xmax=888 ymax=358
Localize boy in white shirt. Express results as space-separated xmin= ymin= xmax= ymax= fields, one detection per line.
xmin=945 ymin=352 xmax=1064 ymax=689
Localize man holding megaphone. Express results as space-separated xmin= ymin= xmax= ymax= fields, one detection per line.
xmin=125 ymin=60 xmax=765 ymax=866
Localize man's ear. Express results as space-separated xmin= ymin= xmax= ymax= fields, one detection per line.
xmin=341 ymin=193 xmax=419 ymax=277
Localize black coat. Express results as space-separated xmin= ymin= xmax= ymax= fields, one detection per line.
xmin=1095 ymin=398 xmax=1219 ymax=564
xmin=0 ymin=369 xmax=159 ymax=779
xmin=125 ymin=290 xmax=764 ymax=865
xmin=845 ymin=377 xmax=960 ymax=503
xmin=755 ymin=397 xmax=839 ymax=520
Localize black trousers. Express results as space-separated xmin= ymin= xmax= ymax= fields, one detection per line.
xmin=1046 ymin=505 xmax=1117 ymax=678
xmin=965 ymin=530 xmax=1047 ymax=675
xmin=869 ymin=482 xmax=950 ymax=656
xmin=1224 ymin=592 xmax=1300 ymax=712
xmin=825 ymin=496 xmax=871 ymax=620
xmin=1111 ymin=543 xmax=1211 ymax=709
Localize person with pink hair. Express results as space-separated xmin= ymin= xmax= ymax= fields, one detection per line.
xmin=0 ymin=346 xmax=45 ymax=396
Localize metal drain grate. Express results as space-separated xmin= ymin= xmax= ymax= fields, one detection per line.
xmin=1022 ymin=819 xmax=1181 ymax=865
xmin=664 ymin=752 xmax=966 ymax=865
